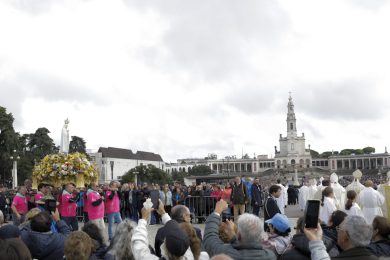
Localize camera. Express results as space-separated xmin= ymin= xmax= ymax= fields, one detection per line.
xmin=222 ymin=212 xmax=231 ymax=222
xmin=44 ymin=199 xmax=57 ymax=213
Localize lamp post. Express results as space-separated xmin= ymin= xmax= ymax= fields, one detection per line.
xmin=10 ymin=150 xmax=20 ymax=189
xmin=134 ymin=171 xmax=138 ymax=187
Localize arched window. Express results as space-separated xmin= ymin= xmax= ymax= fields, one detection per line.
xmin=291 ymin=159 xmax=296 ymax=165
xmin=290 ymin=123 xmax=294 ymax=130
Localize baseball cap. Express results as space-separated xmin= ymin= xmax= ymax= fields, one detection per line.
xmin=265 ymin=213 xmax=290 ymax=233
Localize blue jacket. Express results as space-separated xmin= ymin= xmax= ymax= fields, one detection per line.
xmin=21 ymin=220 xmax=70 ymax=260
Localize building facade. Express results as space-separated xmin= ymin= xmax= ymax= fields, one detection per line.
xmin=275 ymin=94 xmax=312 ymax=169
xmin=164 ymin=94 xmax=389 ymax=176
xmin=89 ymin=147 xmax=164 ymax=183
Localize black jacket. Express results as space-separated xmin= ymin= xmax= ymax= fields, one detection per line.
xmin=251 ymin=184 xmax=263 ymax=206
xmin=264 ymin=196 xmax=281 ymax=231
xmin=230 ymin=182 xmax=248 ymax=205
xmin=332 ymin=247 xmax=378 ymax=260
xmin=280 ymin=233 xmax=339 ymax=260
xmin=367 ymin=239 xmax=390 ymax=257
xmin=154 ymin=223 xmax=202 ymax=257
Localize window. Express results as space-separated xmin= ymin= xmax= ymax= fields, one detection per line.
xmin=290 ymin=123 xmax=294 ymax=130
xmin=291 ymin=143 xmax=294 ymax=151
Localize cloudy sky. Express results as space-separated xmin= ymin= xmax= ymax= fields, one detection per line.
xmin=1 ymin=0 xmax=390 ymax=162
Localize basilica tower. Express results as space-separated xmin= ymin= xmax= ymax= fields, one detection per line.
xmin=287 ymin=93 xmax=297 ymax=137
xmin=275 ymin=94 xmax=311 ymax=170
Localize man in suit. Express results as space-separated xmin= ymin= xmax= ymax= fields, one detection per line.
xmin=264 ymin=184 xmax=282 ymax=232
xmin=251 ymin=178 xmax=263 ymax=217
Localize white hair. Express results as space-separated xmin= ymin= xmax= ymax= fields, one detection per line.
xmin=106 ymin=219 xmax=136 ymax=260
xmin=341 ymin=215 xmax=372 ymax=247
xmin=237 ymin=213 xmax=264 ymax=244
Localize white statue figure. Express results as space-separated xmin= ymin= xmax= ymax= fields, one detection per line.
xmin=60 ymin=118 xmax=70 ymax=154
xmin=330 ymin=172 xmax=346 ymax=210
xmin=346 ymin=169 xmax=365 ymax=195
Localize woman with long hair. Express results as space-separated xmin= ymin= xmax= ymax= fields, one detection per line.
xmin=344 ymin=190 xmax=363 ymax=217
xmin=179 ymin=222 xmax=209 ymax=260
xmin=319 ymin=187 xmax=337 ymax=224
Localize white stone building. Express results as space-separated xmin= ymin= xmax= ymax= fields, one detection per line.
xmin=89 ymin=147 xmax=164 ymax=183
xmin=275 ymin=94 xmax=312 ymax=169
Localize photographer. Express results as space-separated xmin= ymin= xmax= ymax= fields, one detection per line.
xmin=87 ymin=182 xmax=107 ymax=246
xmin=21 ymin=209 xmax=71 ymax=260
xmin=105 ymin=181 xmax=122 ymax=240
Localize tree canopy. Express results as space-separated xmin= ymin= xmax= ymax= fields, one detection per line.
xmin=69 ymin=136 xmax=87 ymax=154
xmin=121 ymin=164 xmax=172 ymax=185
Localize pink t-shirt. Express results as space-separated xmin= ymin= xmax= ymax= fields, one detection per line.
xmin=35 ymin=192 xmax=44 ymax=206
xmin=87 ymin=190 xmax=104 ymax=220
xmin=105 ymin=191 xmax=120 ymax=214
xmin=60 ymin=191 xmax=77 ymax=217
xmin=12 ymin=194 xmax=28 ymax=214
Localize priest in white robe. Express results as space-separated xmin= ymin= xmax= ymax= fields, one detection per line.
xmin=377 ymin=171 xmax=390 ymax=218
xmin=307 ymin=178 xmax=318 ymax=200
xmin=330 ymin=172 xmax=346 ymax=209
xmin=298 ymin=182 xmax=309 ymax=211
xmin=346 ymin=169 xmax=365 ymax=195
xmin=276 ymin=180 xmax=287 ymax=214
xmin=358 ymin=180 xmax=385 ymax=224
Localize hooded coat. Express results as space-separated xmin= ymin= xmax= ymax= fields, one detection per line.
xmin=21 ymin=219 xmax=70 ymax=260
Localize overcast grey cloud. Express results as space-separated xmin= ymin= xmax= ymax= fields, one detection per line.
xmin=1 ymin=0 xmax=390 ymax=161
xmin=294 ymin=80 xmax=387 ymax=121
xmin=125 ymin=0 xmax=291 ymax=82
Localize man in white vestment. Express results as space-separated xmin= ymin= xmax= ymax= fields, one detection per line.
xmin=346 ymin=169 xmax=365 ymax=195
xmin=330 ymin=172 xmax=346 ymax=209
xmin=298 ymin=181 xmax=309 ymax=211
xmin=358 ymin=180 xmax=385 ymax=224
xmin=307 ymin=178 xmax=318 ymax=200
xmin=275 ymin=179 xmax=287 ymax=214
xmin=314 ymin=179 xmax=332 ymax=202
xmin=377 ymin=171 xmax=390 ymax=218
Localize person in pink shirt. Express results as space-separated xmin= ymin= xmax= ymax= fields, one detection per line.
xmin=11 ymin=186 xmax=28 ymax=226
xmin=34 ymin=183 xmax=47 ymax=206
xmin=105 ymin=181 xmax=122 ymax=240
xmin=60 ymin=183 xmax=79 ymax=231
xmin=87 ymin=182 xmax=107 ymax=245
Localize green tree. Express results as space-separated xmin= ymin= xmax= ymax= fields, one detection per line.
xmin=363 ymin=147 xmax=375 ymax=154
xmin=28 ymin=128 xmax=57 ymax=160
xmin=354 ymin=149 xmax=364 ymax=155
xmin=171 ymin=171 xmax=189 ymax=182
xmin=319 ymin=151 xmax=338 ymax=158
xmin=0 ymin=106 xmax=19 ymax=185
xmin=309 ymin=149 xmax=319 ymax=158
xmin=69 ymin=136 xmax=87 ymax=154
xmin=121 ymin=164 xmax=172 ymax=185
xmin=188 ymin=165 xmax=212 ymax=176
xmin=340 ymin=149 xmax=354 ymax=155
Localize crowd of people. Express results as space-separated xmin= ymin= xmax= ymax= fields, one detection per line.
xmin=0 ymin=170 xmax=389 ymax=259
